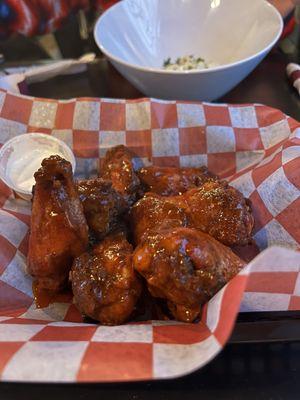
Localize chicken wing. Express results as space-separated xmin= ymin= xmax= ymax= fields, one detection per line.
xmin=169 ymin=180 xmax=254 ymax=246
xmin=130 ymin=181 xmax=254 ymax=246
xmin=101 ymin=145 xmax=141 ymax=206
xmin=71 ymin=231 xmax=142 ymax=325
xmin=28 ymin=155 xmax=89 ymax=292
xmin=129 ymin=192 xmax=189 ymax=244
xmin=133 ymin=227 xmax=244 ymax=322
xmin=137 ymin=165 xmax=216 ymax=196
xmin=76 ymin=178 xmax=126 ymax=240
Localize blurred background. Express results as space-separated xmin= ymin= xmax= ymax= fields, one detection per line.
xmin=0 ymin=0 xmax=299 ymax=103
xmin=0 ymin=0 xmax=298 ymax=62
xmin=0 ymin=0 xmax=120 ymax=61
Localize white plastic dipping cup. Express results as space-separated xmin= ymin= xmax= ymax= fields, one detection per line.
xmin=0 ymin=133 xmax=76 ymax=201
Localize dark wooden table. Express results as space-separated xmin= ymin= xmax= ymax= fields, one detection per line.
xmin=1 ymin=47 xmax=300 ymax=399
xmin=28 ymin=49 xmax=300 ymax=120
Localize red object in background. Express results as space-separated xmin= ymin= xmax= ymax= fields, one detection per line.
xmin=0 ymin=0 xmax=120 ymax=38
xmin=0 ymin=0 xmax=94 ymax=38
xmin=95 ymin=0 xmax=119 ymax=10
xmin=38 ymin=0 xmax=70 ymax=32
xmin=39 ymin=0 xmax=90 ymax=32
xmin=1 ymin=0 xmax=40 ymax=37
xmin=281 ymin=16 xmax=296 ymax=39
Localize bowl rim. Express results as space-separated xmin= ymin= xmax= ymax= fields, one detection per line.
xmin=94 ymin=0 xmax=283 ymax=75
xmin=0 ymin=132 xmax=76 ymax=196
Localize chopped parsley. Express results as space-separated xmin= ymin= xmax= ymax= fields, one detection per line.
xmin=163 ymin=55 xmax=218 ymax=71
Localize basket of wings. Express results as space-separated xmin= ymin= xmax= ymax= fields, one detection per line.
xmin=0 ymin=89 xmax=299 ymax=382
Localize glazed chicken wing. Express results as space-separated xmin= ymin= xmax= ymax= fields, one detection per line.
xmin=129 ymin=193 xmax=188 ymax=244
xmin=71 ymin=231 xmax=142 ymax=325
xmin=131 ymin=181 xmax=253 ymax=246
xmin=28 ymin=156 xmax=89 ymax=292
xmin=169 ymin=180 xmax=254 ymax=246
xmin=77 ymin=178 xmax=126 ymax=240
xmin=133 ymin=227 xmax=244 ymax=322
xmin=101 ymin=145 xmax=141 ymax=206
xmin=137 ymin=165 xmax=216 ymax=196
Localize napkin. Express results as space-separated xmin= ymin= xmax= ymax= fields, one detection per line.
xmin=0 ymin=53 xmax=96 ymax=94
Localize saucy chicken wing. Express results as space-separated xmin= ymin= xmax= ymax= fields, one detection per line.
xmin=101 ymin=145 xmax=141 ymax=206
xmin=28 ymin=155 xmax=89 ymax=292
xmin=130 ymin=181 xmax=254 ymax=246
xmin=137 ymin=165 xmax=216 ymax=196
xmin=71 ymin=231 xmax=142 ymax=325
xmin=77 ymin=178 xmax=126 ymax=240
xmin=129 ymin=192 xmax=188 ymax=244
xmin=168 ymin=180 xmax=254 ymax=246
xmin=133 ymin=227 xmax=244 ymax=322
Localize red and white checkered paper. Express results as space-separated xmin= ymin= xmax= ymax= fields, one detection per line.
xmin=0 ymin=89 xmax=299 ymax=383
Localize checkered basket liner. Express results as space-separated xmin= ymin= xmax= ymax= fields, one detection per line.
xmin=0 ymin=89 xmax=299 ymax=382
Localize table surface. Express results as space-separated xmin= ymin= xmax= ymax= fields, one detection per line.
xmin=29 ymin=49 xmax=300 ymax=121
xmin=1 ymin=43 xmax=300 ymax=399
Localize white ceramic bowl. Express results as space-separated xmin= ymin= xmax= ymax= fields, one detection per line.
xmin=0 ymin=133 xmax=76 ymax=200
xmin=94 ymin=0 xmax=283 ymax=101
